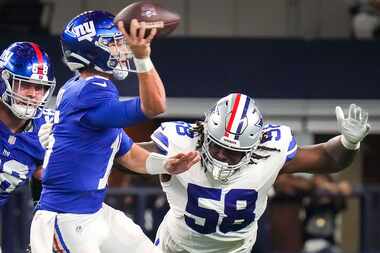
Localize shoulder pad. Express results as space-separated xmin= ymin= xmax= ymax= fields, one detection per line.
xmin=260 ymin=124 xmax=297 ymax=161
xmin=151 ymin=121 xmax=198 ymax=155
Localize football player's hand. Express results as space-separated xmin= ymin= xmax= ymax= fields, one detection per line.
xmin=117 ymin=19 xmax=157 ymax=59
xmin=165 ymin=151 xmax=201 ymax=175
xmin=38 ymin=123 xmax=53 ymax=149
xmin=336 ymin=104 xmax=370 ymax=150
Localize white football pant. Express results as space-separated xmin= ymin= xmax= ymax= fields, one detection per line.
xmin=31 ymin=203 xmax=161 ymax=253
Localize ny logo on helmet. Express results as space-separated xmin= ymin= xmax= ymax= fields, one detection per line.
xmin=0 ymin=50 xmax=13 ymax=68
xmin=72 ymin=21 xmax=96 ymax=42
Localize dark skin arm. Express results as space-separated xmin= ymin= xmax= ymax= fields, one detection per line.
xmin=275 ymin=174 xmax=314 ymax=194
xmin=281 ymin=136 xmax=357 ymax=174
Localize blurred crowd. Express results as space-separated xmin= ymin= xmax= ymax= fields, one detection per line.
xmin=348 ymin=0 xmax=380 ymax=39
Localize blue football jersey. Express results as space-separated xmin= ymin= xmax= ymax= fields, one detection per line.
xmin=0 ymin=109 xmax=53 ymax=206
xmin=39 ymin=75 xmax=136 ymax=214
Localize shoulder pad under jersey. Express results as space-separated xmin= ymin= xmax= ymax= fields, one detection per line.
xmin=151 ymin=121 xmax=199 ymax=155
xmin=260 ymin=124 xmax=297 ymax=162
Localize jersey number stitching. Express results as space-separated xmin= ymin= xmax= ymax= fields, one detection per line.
xmin=175 ymin=121 xmax=193 ymax=138
xmin=184 ymin=183 xmax=258 ymax=234
xmin=97 ymin=134 xmax=120 ymax=189
xmin=0 ymin=160 xmax=29 ymax=193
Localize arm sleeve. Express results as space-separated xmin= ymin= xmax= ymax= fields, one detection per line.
xmin=117 ymin=130 xmax=134 ymax=157
xmin=80 ymin=97 xmax=148 ymax=128
xmin=286 ymin=135 xmax=298 ymax=161
xmin=151 ymin=126 xmax=169 ymax=155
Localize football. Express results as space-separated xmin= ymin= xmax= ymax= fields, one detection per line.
xmin=114 ymin=1 xmax=181 ymax=37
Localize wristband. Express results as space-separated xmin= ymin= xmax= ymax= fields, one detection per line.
xmin=340 ymin=135 xmax=360 ymax=150
xmin=146 ymin=152 xmax=169 ymax=174
xmin=133 ymin=57 xmax=154 ymax=73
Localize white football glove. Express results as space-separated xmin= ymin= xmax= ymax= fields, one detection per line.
xmin=38 ymin=122 xmax=53 ymax=149
xmin=335 ymin=104 xmax=371 ymax=150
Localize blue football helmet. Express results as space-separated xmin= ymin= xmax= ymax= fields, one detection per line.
xmin=0 ymin=42 xmax=56 ymax=119
xmin=61 ymin=10 xmax=134 ymax=80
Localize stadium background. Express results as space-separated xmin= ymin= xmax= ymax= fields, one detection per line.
xmin=0 ymin=0 xmax=380 ymax=252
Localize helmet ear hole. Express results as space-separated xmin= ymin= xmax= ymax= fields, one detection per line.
xmin=2 ymin=70 xmax=10 ymax=80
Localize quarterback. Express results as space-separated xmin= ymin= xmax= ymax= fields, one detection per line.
xmin=30 ymin=10 xmax=199 ymax=253
xmin=145 ymin=93 xmax=370 ymax=253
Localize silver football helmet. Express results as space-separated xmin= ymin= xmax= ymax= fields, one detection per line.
xmin=202 ymin=93 xmax=263 ymax=183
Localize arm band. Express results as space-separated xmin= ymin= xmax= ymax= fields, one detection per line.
xmin=145 ymin=152 xmax=169 ymax=175
xmin=134 ymin=57 xmax=154 ymax=73
xmin=81 ymin=97 xmax=147 ymax=128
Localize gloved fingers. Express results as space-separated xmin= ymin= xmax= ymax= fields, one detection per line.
xmin=349 ymin=104 xmax=356 ymax=120
xmin=335 ymin=106 xmax=345 ymax=126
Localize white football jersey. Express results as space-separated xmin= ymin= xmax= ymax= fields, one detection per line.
xmin=152 ymin=121 xmax=297 ymax=253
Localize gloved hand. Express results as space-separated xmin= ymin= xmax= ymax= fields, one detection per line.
xmin=336 ymin=104 xmax=370 ymax=150
xmin=38 ymin=122 xmax=53 ymax=149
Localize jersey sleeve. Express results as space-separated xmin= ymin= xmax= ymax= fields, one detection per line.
xmin=151 ymin=121 xmax=197 ymax=156
xmin=261 ymin=124 xmax=298 ymax=162
xmin=80 ymin=97 xmax=147 ymax=129
xmin=286 ymin=133 xmax=297 ymax=161
xmin=117 ymin=129 xmax=134 ymax=157
xmin=76 ymin=77 xmax=119 ymax=111
xmin=151 ymin=124 xmax=169 ymax=155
